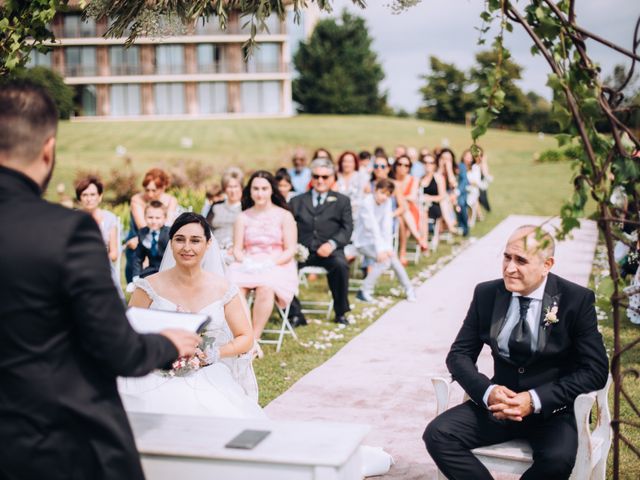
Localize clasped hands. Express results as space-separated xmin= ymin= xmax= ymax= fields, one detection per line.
xmin=487 ymin=385 xmax=533 ymax=422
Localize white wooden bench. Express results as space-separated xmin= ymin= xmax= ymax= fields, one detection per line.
xmin=430 ymin=375 xmax=612 ymax=480
xmin=128 ymin=412 xmax=369 ymax=480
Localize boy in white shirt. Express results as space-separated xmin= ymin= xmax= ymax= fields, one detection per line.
xmin=354 ymin=179 xmax=416 ymax=302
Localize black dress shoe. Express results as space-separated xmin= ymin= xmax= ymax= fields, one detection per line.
xmin=289 ymin=315 xmax=307 ymax=328
xmin=334 ymin=315 xmax=349 ymax=325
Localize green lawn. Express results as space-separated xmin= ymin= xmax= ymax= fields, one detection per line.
xmin=53 ymin=115 xmax=560 ymax=189
xmin=55 ymin=115 xmax=637 ymax=475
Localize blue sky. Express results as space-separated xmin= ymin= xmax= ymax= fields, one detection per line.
xmin=323 ymin=1 xmax=638 ymax=112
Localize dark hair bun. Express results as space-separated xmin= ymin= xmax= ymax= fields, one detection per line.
xmin=169 ymin=212 xmax=212 ymax=241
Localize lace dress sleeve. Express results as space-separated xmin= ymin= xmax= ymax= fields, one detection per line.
xmin=221 ymin=283 xmax=240 ymax=305
xmin=133 ymin=278 xmax=158 ymax=303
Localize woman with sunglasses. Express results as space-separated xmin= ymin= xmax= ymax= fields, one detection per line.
xmin=391 ymin=155 xmax=429 ymax=263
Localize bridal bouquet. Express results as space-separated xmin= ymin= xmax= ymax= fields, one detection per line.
xmin=160 ymin=331 xmax=217 ymax=377
xmin=295 ymin=243 xmax=310 ymax=263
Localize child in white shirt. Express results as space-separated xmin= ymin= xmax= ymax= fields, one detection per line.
xmin=354 ymin=179 xmax=416 ymax=302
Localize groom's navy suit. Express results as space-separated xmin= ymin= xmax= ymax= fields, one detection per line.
xmin=0 ymin=166 xmax=178 ymax=480
xmin=424 ymin=273 xmax=608 ymax=479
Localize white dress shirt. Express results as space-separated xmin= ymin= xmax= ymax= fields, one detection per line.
xmin=353 ymin=194 xmax=393 ymax=253
xmin=483 ymin=277 xmax=548 ymax=414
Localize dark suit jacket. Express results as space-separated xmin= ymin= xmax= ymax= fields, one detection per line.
xmin=0 ymin=166 xmax=178 ymax=480
xmin=132 ymin=225 xmax=170 ymax=278
xmin=289 ymin=190 xmax=353 ymax=253
xmin=446 ymin=273 xmax=608 ymax=419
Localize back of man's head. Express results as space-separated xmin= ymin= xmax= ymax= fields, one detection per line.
xmin=0 ymin=80 xmax=58 ymax=165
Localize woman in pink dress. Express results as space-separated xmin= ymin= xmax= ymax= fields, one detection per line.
xmin=228 ymin=171 xmax=298 ymax=349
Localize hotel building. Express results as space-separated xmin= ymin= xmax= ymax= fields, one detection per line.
xmin=27 ymin=7 xmax=318 ymax=119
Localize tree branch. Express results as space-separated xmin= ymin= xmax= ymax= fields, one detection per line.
xmin=505 ymin=2 xmax=598 ymax=173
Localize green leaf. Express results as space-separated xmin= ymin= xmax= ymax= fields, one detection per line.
xmin=555 ymin=134 xmax=573 ymax=147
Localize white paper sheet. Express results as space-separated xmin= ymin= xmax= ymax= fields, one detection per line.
xmin=126 ymin=307 xmax=210 ymax=334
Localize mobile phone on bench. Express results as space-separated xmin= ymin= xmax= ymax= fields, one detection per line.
xmin=224 ymin=429 xmax=271 ymax=450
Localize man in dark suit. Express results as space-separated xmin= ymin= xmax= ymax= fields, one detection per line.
xmin=289 ymin=158 xmax=353 ymax=325
xmin=424 ymin=225 xmax=608 ymax=479
xmin=132 ymin=200 xmax=170 ymax=279
xmin=0 ymin=81 xmax=201 ymax=480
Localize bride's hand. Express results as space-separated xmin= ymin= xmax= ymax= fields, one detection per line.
xmin=160 ymin=329 xmax=202 ymax=358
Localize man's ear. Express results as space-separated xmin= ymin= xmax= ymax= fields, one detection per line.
xmin=42 ymin=136 xmax=56 ymax=167
xmin=543 ymin=256 xmax=555 ymax=274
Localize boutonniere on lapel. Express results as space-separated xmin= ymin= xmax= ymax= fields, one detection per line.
xmin=326 ymin=196 xmax=337 ymax=203
xmin=543 ymin=302 xmax=559 ymax=328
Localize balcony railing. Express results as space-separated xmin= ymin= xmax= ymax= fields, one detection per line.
xmin=65 ymin=64 xmax=98 ymax=77
xmin=110 ymin=64 xmax=143 ymax=76
xmin=243 ymin=62 xmax=282 ymax=74
xmin=155 ymin=64 xmax=186 ymax=75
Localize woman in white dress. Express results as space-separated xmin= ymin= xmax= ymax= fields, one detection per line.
xmin=120 ymin=212 xmax=263 ymax=418
xmin=118 ymin=212 xmax=392 ymax=476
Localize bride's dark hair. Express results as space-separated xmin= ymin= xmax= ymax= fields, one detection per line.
xmin=169 ymin=212 xmax=212 ymax=241
xmin=241 ymin=170 xmax=290 ymax=211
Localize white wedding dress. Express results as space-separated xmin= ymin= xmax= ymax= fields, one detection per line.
xmin=118 ymin=278 xmax=392 ymax=477
xmin=118 ymin=278 xmax=265 ymax=419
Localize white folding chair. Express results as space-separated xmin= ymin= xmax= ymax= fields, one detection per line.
xmin=247 ymin=292 xmax=296 ymax=353
xmin=298 ymin=266 xmax=334 ymax=321
xmin=259 ymin=302 xmax=296 ymax=353
xmin=429 ymin=375 xmax=612 ymax=480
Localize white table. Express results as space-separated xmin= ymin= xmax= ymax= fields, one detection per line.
xmin=129 ymin=413 xmax=370 ymax=480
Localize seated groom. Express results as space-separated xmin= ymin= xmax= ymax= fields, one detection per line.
xmin=289 ymin=158 xmax=353 ymax=325
xmin=424 ymin=225 xmax=608 ymax=479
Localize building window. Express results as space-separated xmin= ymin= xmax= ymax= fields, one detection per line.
xmin=240 ymin=81 xmax=280 ymax=114
xmin=243 ymin=43 xmax=280 ymax=73
xmin=239 ymin=14 xmax=281 ymax=35
xmin=63 ymin=13 xmax=97 ymax=38
xmin=155 ymin=45 xmax=184 ymax=75
xmin=110 ymin=84 xmax=141 ymax=116
xmin=197 ymin=82 xmax=227 ymax=114
xmin=26 ymin=50 xmax=52 ymax=69
xmin=73 ymin=85 xmax=97 ymax=116
xmin=154 ymin=83 xmax=185 ymax=115
xmin=196 ymin=44 xmax=225 ymax=73
xmin=195 ymin=16 xmax=225 ymax=35
xmin=109 ymin=46 xmax=141 ymax=75
xmin=65 ymin=47 xmax=97 ymax=77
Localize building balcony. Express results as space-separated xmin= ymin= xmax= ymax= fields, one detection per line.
xmin=64 ymin=64 xmax=98 ymax=77
xmin=110 ymin=64 xmax=144 ymax=75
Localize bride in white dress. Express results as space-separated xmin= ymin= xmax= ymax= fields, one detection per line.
xmin=118 ymin=212 xmax=392 ymax=476
xmin=119 ymin=213 xmax=263 ymax=418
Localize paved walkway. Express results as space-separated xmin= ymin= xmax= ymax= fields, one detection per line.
xmin=265 ymin=215 xmax=598 ymax=479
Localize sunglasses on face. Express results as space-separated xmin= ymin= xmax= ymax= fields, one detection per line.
xmin=312 ymin=174 xmax=331 ymax=180
xmin=373 ymin=164 xmax=388 ymax=169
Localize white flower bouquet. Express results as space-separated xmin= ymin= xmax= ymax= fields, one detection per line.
xmin=295 ymin=243 xmax=310 ymax=263
xmin=160 ymin=331 xmax=217 ymax=377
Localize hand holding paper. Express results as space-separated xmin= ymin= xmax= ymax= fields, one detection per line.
xmin=126 ymin=307 xmax=210 ymax=358
xmin=160 ymin=329 xmax=202 ymax=358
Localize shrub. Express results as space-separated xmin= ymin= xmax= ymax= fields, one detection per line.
xmin=167 ymin=159 xmax=216 ymax=190
xmin=8 ymin=66 xmax=74 ymax=119
xmin=536 ymin=148 xmax=564 ymax=163
xmin=105 ymin=157 xmax=139 ymax=206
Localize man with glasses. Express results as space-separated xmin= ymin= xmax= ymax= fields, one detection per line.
xmin=289 ymin=158 xmax=353 ymax=325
